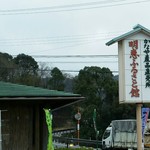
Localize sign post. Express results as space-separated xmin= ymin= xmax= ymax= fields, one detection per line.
xmin=106 ymin=24 xmax=150 ymax=150
xmin=75 ymin=109 xmax=81 ymax=145
xmin=136 ymin=104 xmax=143 ymax=150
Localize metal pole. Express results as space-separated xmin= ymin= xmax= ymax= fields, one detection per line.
xmin=77 ymin=118 xmax=80 ymax=145
xmin=0 ymin=110 xmax=1 ymax=150
xmin=136 ymin=103 xmax=142 ymax=150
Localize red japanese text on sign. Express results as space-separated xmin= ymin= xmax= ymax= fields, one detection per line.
xmin=129 ymin=40 xmax=140 ymax=97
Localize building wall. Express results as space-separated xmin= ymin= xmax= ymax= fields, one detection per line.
xmin=0 ymin=101 xmax=41 ymax=150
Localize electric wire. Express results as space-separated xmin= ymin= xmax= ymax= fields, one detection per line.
xmin=0 ymin=37 xmax=115 ymax=54
xmin=0 ymin=38 xmax=111 ymax=46
xmin=37 ymin=61 xmax=118 ymax=63
xmin=0 ymin=38 xmax=117 ymax=46
xmin=0 ymin=31 xmax=123 ymax=49
xmin=0 ymin=31 xmax=125 ymax=44
xmin=12 ymin=54 xmax=118 ymax=58
xmin=0 ymin=30 xmax=126 ymax=42
xmin=0 ymin=66 xmax=118 ymax=73
xmin=0 ymin=0 xmax=149 ymax=15
xmin=8 ymin=55 xmax=119 ymax=73
xmin=0 ymin=0 xmax=130 ymax=12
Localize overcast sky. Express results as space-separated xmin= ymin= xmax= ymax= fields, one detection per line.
xmin=0 ymin=0 xmax=150 ymax=76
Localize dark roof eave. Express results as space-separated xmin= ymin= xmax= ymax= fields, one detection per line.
xmin=0 ymin=96 xmax=85 ymax=100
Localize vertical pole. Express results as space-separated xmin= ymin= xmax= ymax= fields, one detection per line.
xmin=0 ymin=110 xmax=2 ymax=150
xmin=77 ymin=120 xmax=80 ymax=144
xmin=136 ymin=103 xmax=142 ymax=150
xmin=77 ymin=108 xmax=80 ymax=145
xmin=75 ymin=108 xmax=81 ymax=145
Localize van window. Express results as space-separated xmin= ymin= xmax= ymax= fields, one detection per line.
xmin=103 ymin=129 xmax=110 ymax=139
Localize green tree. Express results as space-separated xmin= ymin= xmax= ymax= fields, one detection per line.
xmin=73 ymin=66 xmax=119 ymax=139
xmin=48 ymin=67 xmax=65 ymax=91
xmin=13 ymin=53 xmax=39 ymax=86
xmin=75 ymin=66 xmax=118 ymax=138
xmin=73 ymin=66 xmax=137 ymax=139
xmin=0 ymin=52 xmax=15 ymax=82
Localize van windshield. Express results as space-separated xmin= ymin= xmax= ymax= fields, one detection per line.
xmin=103 ymin=129 xmax=110 ymax=139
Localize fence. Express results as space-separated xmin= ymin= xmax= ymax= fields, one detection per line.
xmin=53 ymin=136 xmax=102 ymax=149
